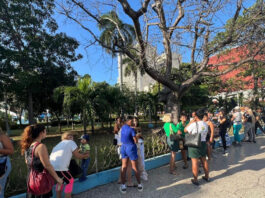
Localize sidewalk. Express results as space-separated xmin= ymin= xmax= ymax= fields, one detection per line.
xmin=74 ymin=135 xmax=265 ymax=198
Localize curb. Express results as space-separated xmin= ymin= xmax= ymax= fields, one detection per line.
xmin=10 ymin=130 xmax=263 ymax=198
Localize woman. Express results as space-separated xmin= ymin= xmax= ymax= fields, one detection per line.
xmin=114 ymin=117 xmax=134 ymax=186
xmin=203 ymin=113 xmax=214 ymax=160
xmin=20 ymin=125 xmax=63 ymax=198
xmin=163 ymin=113 xmax=179 ymax=175
xmin=176 ymin=113 xmax=189 ymax=169
xmin=184 ymin=110 xmax=209 ymax=185
xmin=50 ymin=132 xmax=89 ymax=198
xmin=0 ymin=128 xmax=14 ymax=198
xmin=218 ymin=110 xmax=228 ymax=154
xmin=231 ymin=106 xmax=242 ymax=144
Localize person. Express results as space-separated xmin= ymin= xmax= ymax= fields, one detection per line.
xmin=218 ymin=110 xmax=228 ymax=155
xmin=50 ymin=132 xmax=89 ymax=198
xmin=176 ymin=113 xmax=189 ymax=169
xmin=119 ymin=116 xmax=143 ymax=194
xmin=20 ymin=125 xmax=63 ymax=198
xmin=113 ymin=118 xmax=134 ymax=187
xmin=254 ymin=108 xmax=265 ymax=134
xmin=78 ymin=134 xmax=90 ymax=182
xmin=133 ymin=117 xmax=148 ymax=181
xmin=184 ymin=110 xmax=209 ymax=186
xmin=0 ymin=128 xmax=14 ymax=198
xmin=231 ymin=106 xmax=243 ymax=145
xmin=203 ymin=113 xmax=214 ymax=160
xmin=242 ymin=109 xmax=256 ymax=143
xmin=163 ymin=113 xmax=179 ymax=175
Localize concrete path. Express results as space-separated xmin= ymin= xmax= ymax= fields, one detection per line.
xmin=74 ymin=135 xmax=265 ymax=198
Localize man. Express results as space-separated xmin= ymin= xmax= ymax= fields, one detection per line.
xmin=119 ymin=116 xmax=143 ymax=194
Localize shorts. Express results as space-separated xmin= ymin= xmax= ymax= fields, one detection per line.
xmin=188 ymin=142 xmax=207 ymax=159
xmin=121 ymin=144 xmax=138 ymax=161
xmin=166 ymin=136 xmax=179 ymax=152
xmin=56 ymin=171 xmax=73 ymax=184
xmin=206 ymin=133 xmax=210 ymax=142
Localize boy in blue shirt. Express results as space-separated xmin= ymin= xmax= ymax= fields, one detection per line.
xmin=78 ymin=134 xmax=90 ymax=182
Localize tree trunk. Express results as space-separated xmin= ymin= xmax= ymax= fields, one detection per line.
xmin=134 ymin=72 xmax=138 ymax=115
xmin=72 ymin=117 xmax=75 ymax=130
xmin=4 ymin=94 xmax=10 ymax=135
xmin=83 ymin=110 xmax=87 ymax=134
xmin=165 ymin=92 xmax=180 ymax=125
xmin=91 ymin=118 xmax=94 ymax=134
xmin=28 ymin=90 xmax=34 ymax=124
xmin=67 ymin=116 xmax=70 ymax=128
xmin=252 ymin=66 xmax=258 ymax=109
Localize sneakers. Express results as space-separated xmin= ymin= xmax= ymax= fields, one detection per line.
xmin=119 ymin=185 xmax=127 ymax=194
xmin=120 ymin=184 xmax=143 ymax=193
xmin=223 ymin=150 xmax=228 ymax=156
xmin=137 ymin=184 xmax=143 ymax=192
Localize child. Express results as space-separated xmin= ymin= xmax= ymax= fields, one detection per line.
xmin=133 ymin=117 xmax=148 ymax=181
xmin=78 ymin=134 xmax=90 ymax=182
xmin=136 ymin=133 xmax=148 ymax=181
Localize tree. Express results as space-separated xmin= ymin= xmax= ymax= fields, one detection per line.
xmin=59 ymin=0 xmax=265 ymax=124
xmin=0 ymin=0 xmax=81 ymax=124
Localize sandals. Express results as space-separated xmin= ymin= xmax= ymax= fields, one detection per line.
xmin=191 ymin=179 xmax=199 ymax=186
xmin=169 ymin=170 xmax=177 ymax=175
xmin=202 ymin=176 xmax=210 ymax=182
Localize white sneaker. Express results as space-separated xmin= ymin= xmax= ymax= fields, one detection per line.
xmin=137 ymin=184 xmax=143 ymax=192
xmin=119 ymin=185 xmax=126 ymax=194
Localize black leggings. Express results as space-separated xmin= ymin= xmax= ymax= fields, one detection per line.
xmin=219 ymin=129 xmax=227 ymax=150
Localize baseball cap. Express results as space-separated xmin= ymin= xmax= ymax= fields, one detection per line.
xmin=80 ymin=134 xmax=89 ymax=142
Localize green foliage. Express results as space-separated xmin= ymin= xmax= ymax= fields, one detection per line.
xmin=98 ymin=11 xmax=135 ymax=56
xmin=0 ymin=0 xmax=81 ymax=123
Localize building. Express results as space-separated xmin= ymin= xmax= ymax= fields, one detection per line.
xmin=117 ymin=45 xmax=181 ymax=92
xmin=208 ymin=45 xmax=265 ymax=104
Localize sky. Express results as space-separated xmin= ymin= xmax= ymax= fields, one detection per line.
xmin=53 ymin=0 xmax=256 ymax=86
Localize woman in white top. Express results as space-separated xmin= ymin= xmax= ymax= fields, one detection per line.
xmin=50 ymin=132 xmax=89 ymax=198
xmin=184 ymin=110 xmax=209 ymax=186
xmin=231 ymin=106 xmax=242 ymax=144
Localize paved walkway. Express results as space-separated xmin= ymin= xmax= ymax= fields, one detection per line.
xmin=74 ymin=136 xmax=265 ymax=198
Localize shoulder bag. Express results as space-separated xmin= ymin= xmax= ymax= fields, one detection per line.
xmin=184 ymin=122 xmax=201 ymax=148
xmin=27 ymin=142 xmax=54 ymax=195
xmin=169 ymin=124 xmax=181 ymax=141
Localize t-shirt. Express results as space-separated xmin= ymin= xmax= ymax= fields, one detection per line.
xmin=114 ymin=129 xmax=122 ymax=145
xmin=176 ymin=121 xmax=189 ymax=138
xmin=50 ymin=140 xmax=77 ymax=171
xmin=121 ymin=124 xmax=136 ymax=145
xmin=163 ymin=122 xmax=178 ymax=137
xmin=233 ymin=112 xmax=242 ymax=124
xmin=186 ymin=121 xmax=208 ymax=142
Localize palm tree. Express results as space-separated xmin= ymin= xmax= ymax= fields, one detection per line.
xmin=123 ymin=54 xmax=145 ymax=115
xmin=98 ymin=11 xmax=135 ymax=91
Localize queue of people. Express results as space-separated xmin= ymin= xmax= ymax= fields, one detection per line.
xmin=0 ymin=105 xmax=264 ymax=196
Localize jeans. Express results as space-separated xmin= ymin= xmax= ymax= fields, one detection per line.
xmin=233 ymin=124 xmax=242 ymax=143
xmin=0 ymin=157 xmax=11 ymax=198
xmin=79 ymin=158 xmax=90 ymax=181
xmin=219 ymin=129 xmax=227 ymax=150
xmin=244 ymin=122 xmax=255 ymax=141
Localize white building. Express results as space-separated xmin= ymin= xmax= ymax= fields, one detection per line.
xmin=117 ymin=45 xmax=181 ymax=92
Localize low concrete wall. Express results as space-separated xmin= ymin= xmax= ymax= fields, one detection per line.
xmin=10 ymin=130 xmax=262 ymax=198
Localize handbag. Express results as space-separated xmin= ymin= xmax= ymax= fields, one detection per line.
xmin=0 ymin=157 xmax=7 ymax=177
xmin=184 ymin=122 xmax=201 ymax=148
xmin=27 ymin=142 xmax=54 ymax=195
xmin=69 ymin=159 xmax=82 ymax=178
xmin=169 ymin=124 xmax=181 ymax=141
